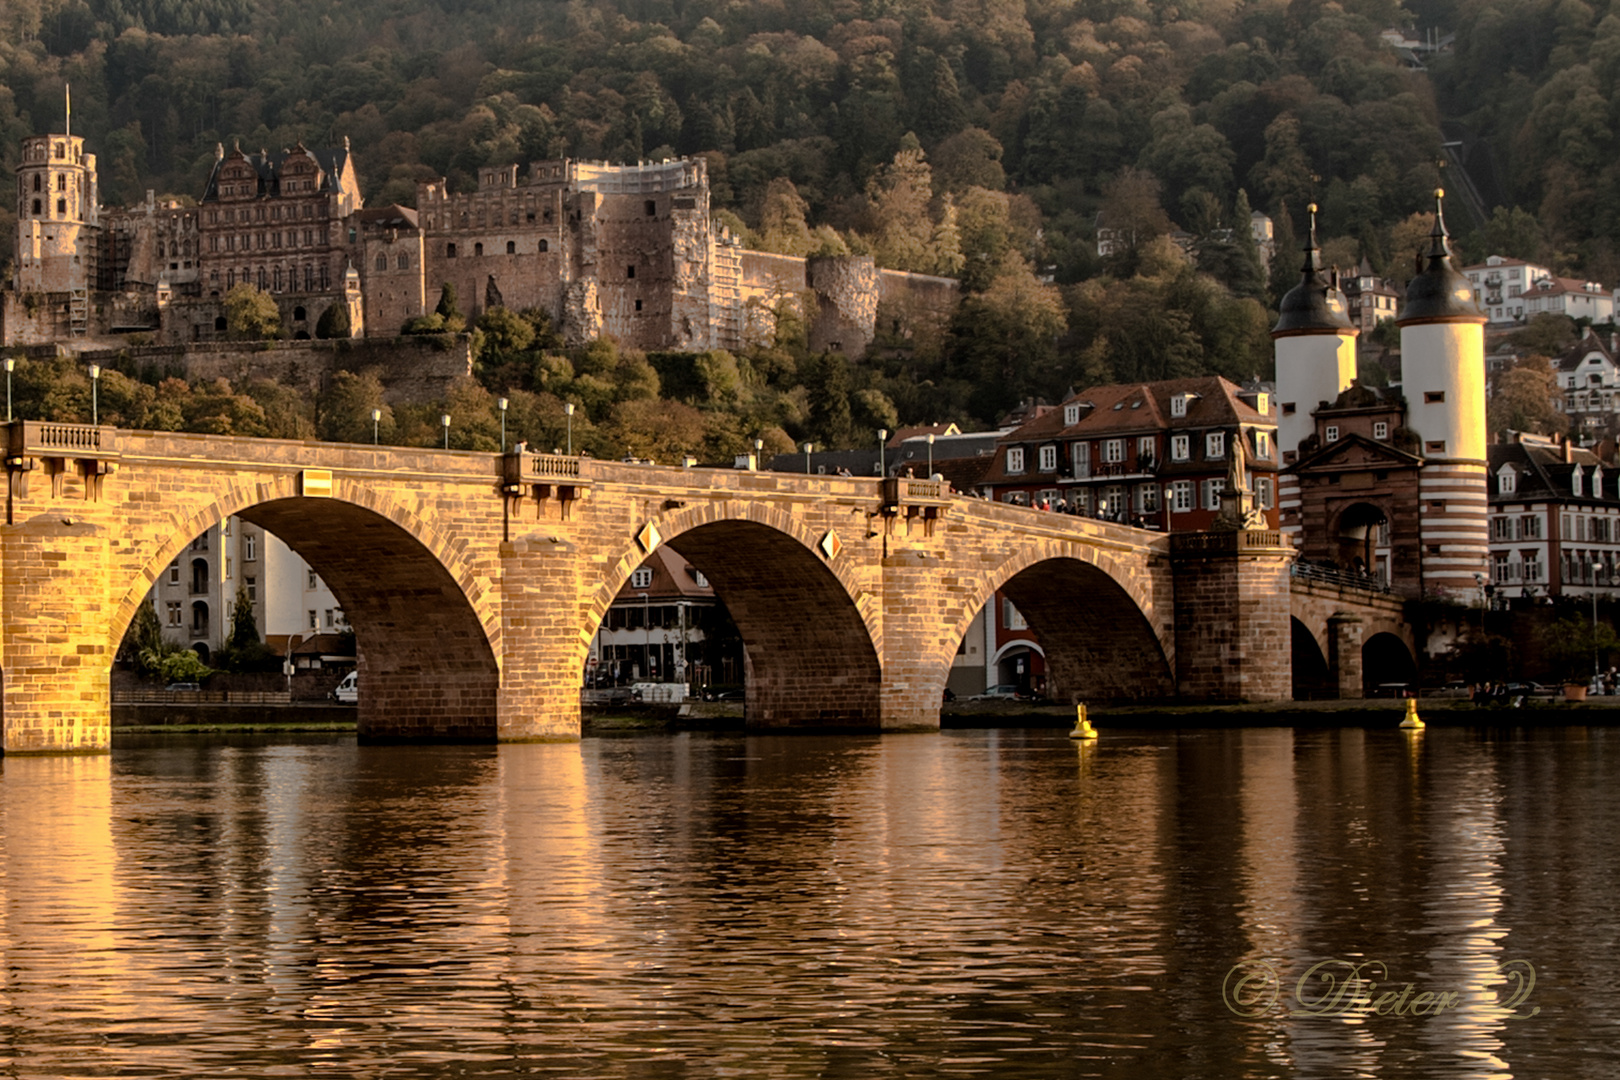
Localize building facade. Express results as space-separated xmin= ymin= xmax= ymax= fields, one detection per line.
xmin=979 ymin=376 xmax=1280 ymax=532
xmin=1488 ymin=433 xmax=1620 ymax=601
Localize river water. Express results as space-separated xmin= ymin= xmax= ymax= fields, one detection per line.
xmin=0 ymin=725 xmax=1615 ymax=1077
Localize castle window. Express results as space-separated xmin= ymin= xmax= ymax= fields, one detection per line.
xmin=397 ymin=254 xmax=409 ymax=269
xmin=1424 ymin=391 xmax=1445 ymax=404
xmin=1373 ymin=421 xmax=1388 ymax=440
xmin=474 ymin=242 xmax=484 ymax=256
xmin=227 ymin=270 xmax=235 ymax=287
xmin=635 ymin=299 xmax=643 ymax=311
xmin=1425 ymin=440 xmax=1446 ymax=454
xmin=645 ymin=200 xmax=656 ymax=217
xmin=627 ymin=265 xmax=635 ymax=279
xmin=31 ymin=199 xmax=40 ymax=215
xmin=375 ymin=254 xmax=387 ymax=271
xmin=56 ymin=173 xmax=65 ymax=191
xmin=447 ymin=243 xmax=457 ymax=257
xmin=294 ymin=306 xmax=306 ymax=321
xmin=32 ymin=174 xmax=40 ymax=191
xmin=215 ymin=317 xmax=227 ymax=331
xmin=506 ymin=241 xmax=515 ymax=255
xmin=56 ymin=199 xmax=65 ymax=215
xmin=539 ymin=239 xmax=549 ymax=252
xmin=1325 ymin=425 xmax=1339 ymax=443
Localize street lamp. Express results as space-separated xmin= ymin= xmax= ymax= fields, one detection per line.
xmin=88 ymin=363 xmax=100 ymax=426
xmin=441 ymin=412 xmax=451 ymax=449
xmin=753 ymin=437 xmax=763 ymax=470
xmin=803 ymin=441 xmax=813 ymax=474
xmin=878 ymin=428 xmax=888 ymax=476
xmin=4 ymin=357 xmax=13 ymax=422
xmin=565 ymin=402 xmax=575 ymax=455
xmin=371 ymin=408 xmax=381 ymax=445
xmin=926 ymin=432 xmax=936 ymax=478
xmin=498 ymin=396 xmax=509 ymax=452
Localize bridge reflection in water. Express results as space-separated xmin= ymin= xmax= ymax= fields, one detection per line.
xmin=0 ymin=726 xmax=1600 ymax=1077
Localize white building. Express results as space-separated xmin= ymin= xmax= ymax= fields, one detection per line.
xmin=148 ymin=517 xmax=345 ymax=661
xmin=1461 ymin=256 xmax=1554 ymax=323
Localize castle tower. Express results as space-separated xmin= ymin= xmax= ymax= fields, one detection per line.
xmin=1397 ymin=189 xmax=1489 ymax=600
xmin=1272 ymin=203 xmax=1357 ymax=542
xmin=14 ymin=133 xmax=99 ymax=301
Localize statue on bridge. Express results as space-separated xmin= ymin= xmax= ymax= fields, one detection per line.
xmin=1213 ymin=430 xmax=1267 ymax=531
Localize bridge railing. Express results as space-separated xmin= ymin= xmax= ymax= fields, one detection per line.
xmin=7 ymin=420 xmax=119 ymax=458
xmin=1170 ymin=529 xmax=1290 ymax=555
xmin=112 ymin=689 xmax=294 ymax=705
xmin=1290 ymin=560 xmax=1393 ymax=594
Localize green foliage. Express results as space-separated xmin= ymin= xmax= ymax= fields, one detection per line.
xmin=139 ymin=645 xmax=213 ymax=685
xmin=316 ymin=301 xmax=351 ymax=340
xmin=227 ymin=581 xmax=259 ymax=649
xmin=1537 ymin=616 xmax=1619 ymax=685
xmin=223 ymin=284 xmax=280 ymax=341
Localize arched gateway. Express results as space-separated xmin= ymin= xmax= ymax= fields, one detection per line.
xmin=0 ymin=424 xmax=1390 ymax=752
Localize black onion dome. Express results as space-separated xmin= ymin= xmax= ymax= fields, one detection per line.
xmin=1272 ymin=204 xmax=1353 ymax=335
xmin=1398 ymin=189 xmax=1485 ymax=324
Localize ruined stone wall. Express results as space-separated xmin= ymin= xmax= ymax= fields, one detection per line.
xmin=806 ymin=255 xmax=879 ymax=355
xmin=361 ymin=229 xmax=427 ymax=336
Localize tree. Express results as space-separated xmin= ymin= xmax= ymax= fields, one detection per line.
xmin=1098 ymin=168 xmax=1172 ymax=276
xmin=758 ymin=177 xmax=814 ymax=256
xmin=227 ymin=581 xmax=260 ymax=649
xmin=435 ymin=283 xmax=461 ymax=322
xmin=1488 ymin=356 xmax=1569 ymax=439
xmin=223 ymin=284 xmax=280 ymax=340
xmin=316 ymin=301 xmax=351 ymax=339
xmin=866 ymin=140 xmax=940 ymax=274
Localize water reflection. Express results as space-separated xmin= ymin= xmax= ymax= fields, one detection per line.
xmin=0 ymin=727 xmax=1612 ymax=1076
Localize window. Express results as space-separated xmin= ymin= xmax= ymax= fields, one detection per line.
xmin=191 ymin=602 xmax=209 ymax=633
xmin=1424 ymin=391 xmax=1446 ymax=404
xmin=166 ymin=601 xmax=182 ymax=625
xmin=1493 ymin=517 xmax=1515 ymax=540
xmin=1003 ymin=599 xmax=1027 ymax=630
xmin=631 ymin=567 xmax=654 ymax=588
xmin=1325 ymin=425 xmax=1339 ymax=443
xmin=245 ymin=576 xmax=257 ymax=603
xmin=1202 ymin=479 xmax=1223 ymax=510
xmin=325 ymin=609 xmax=335 ymax=628
xmin=627 ymin=265 xmax=636 ymax=279
xmin=1171 ymin=435 xmax=1190 ymax=462
xmin=1006 ymin=447 xmax=1025 ymax=473
xmin=1103 ymin=439 xmax=1124 ymax=463
xmin=1073 ymin=442 xmax=1090 ymax=477
xmin=506 ymin=241 xmax=515 ymax=254
xmin=1064 ymin=404 xmax=1080 ymax=425
xmin=168 ymin=561 xmax=180 ymax=584
xmin=398 ymin=253 xmax=409 ymax=269
xmin=1171 ymin=395 xmax=1187 ymax=418
xmin=1173 ymin=480 xmax=1195 ymax=513
xmin=1206 ymin=432 xmax=1225 ymax=459
xmin=1495 ymin=554 xmax=1513 ymax=583
xmin=539 ymin=239 xmax=549 ymax=252
xmin=1498 ymin=468 xmax=1516 ymax=495
xmin=244 ymin=534 xmax=256 ymax=560
xmin=1522 ymin=515 xmax=1542 ymax=539
xmin=447 ymin=242 xmax=457 ymax=257
xmin=646 ymin=199 xmax=657 ymax=217
xmin=1138 ymin=485 xmax=1160 ymax=512
xmin=1282 ymin=402 xmax=1296 ymax=416
xmin=1254 ymin=431 xmax=1269 ymax=459
xmin=1523 ymin=553 xmax=1543 ymax=582
xmin=1573 ymin=468 xmax=1584 ymax=497
xmin=1426 ymin=441 xmax=1446 ymax=454
xmin=308 ymin=610 xmax=317 ymax=629
xmin=1256 ymin=477 xmax=1273 ymax=509
xmin=1137 ymin=436 xmax=1155 ymax=462
xmin=1373 ymin=421 xmax=1389 ymax=440
xmin=1039 ymin=445 xmax=1058 ymax=472
xmin=308 ymin=569 xmax=318 ymax=590
xmin=375 ymin=254 xmax=387 ymax=271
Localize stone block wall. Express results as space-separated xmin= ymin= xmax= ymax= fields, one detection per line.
xmin=1172 ymin=533 xmax=1296 ymax=702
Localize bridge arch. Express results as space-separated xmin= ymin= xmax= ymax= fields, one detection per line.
xmin=947 ymin=539 xmax=1174 ymax=704
xmin=583 ymin=499 xmax=881 ymax=728
xmin=111 ymin=477 xmax=501 ymax=740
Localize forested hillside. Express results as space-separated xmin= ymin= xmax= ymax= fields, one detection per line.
xmin=0 ymin=0 xmax=1604 ymax=449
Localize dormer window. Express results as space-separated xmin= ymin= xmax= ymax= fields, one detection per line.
xmin=1498 ymin=464 xmax=1517 ymax=495
xmin=1170 ymin=395 xmax=1188 ymax=418
xmin=1039 ymin=445 xmax=1058 ymax=472
xmin=1006 ymin=447 xmax=1025 ymax=474
xmin=1205 ymin=432 xmax=1225 ymax=459
xmin=1256 ymin=392 xmax=1269 ymax=413
xmin=1064 ymin=404 xmax=1080 ymax=425
xmin=1573 ymin=467 xmax=1584 ymax=497
xmin=1596 ymin=466 xmax=1605 ymax=496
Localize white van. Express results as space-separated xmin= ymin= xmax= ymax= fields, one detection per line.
xmin=331 ymin=671 xmax=358 ymax=703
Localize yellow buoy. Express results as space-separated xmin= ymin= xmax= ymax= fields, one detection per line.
xmin=1069 ymin=703 xmax=1098 ymax=740
xmin=1399 ymin=697 xmax=1425 ymax=729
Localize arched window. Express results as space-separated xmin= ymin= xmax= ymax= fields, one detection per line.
xmin=31 ymin=174 xmax=40 ymax=192
xmin=190 ymin=559 xmax=210 ymax=594
xmin=293 ymin=306 xmax=307 ymax=321
xmin=227 ymin=270 xmax=235 ymax=287
xmin=539 ymin=239 xmax=549 ymax=252
xmin=375 ymin=254 xmax=388 ymax=271
xmin=397 ymin=253 xmax=409 ymax=269
xmin=214 ymin=316 xmax=227 ymax=331
xmin=56 ymin=199 xmax=65 ymax=215
xmin=474 ymin=242 xmax=484 ymax=256
xmin=447 ymin=242 xmax=457 ymax=258
xmin=506 ymin=240 xmax=515 ymax=255
xmin=31 ymin=199 xmax=40 ymax=215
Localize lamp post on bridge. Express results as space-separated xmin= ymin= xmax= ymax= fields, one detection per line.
xmin=441 ymin=412 xmax=451 ymax=450
xmin=753 ymin=437 xmax=763 ymax=470
xmin=803 ymin=442 xmax=813 ymax=474
xmin=878 ymin=428 xmax=888 ymax=477
xmin=927 ymin=432 xmax=935 ymax=478
xmin=371 ymin=408 xmax=381 ymax=444
xmin=498 ymin=396 xmax=509 ymax=452
xmin=4 ymin=357 xmax=13 ymax=422
xmin=565 ymin=402 xmax=575 ymax=455
xmin=89 ymin=363 xmax=100 ymax=426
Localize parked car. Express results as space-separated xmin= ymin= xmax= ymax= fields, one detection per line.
xmin=330 ymin=671 xmax=358 ymax=703
xmin=968 ymin=684 xmax=1024 ymax=702
xmin=165 ymin=681 xmax=200 ymax=692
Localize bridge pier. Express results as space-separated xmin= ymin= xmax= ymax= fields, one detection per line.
xmin=1171 ymin=530 xmax=1295 ymax=703
xmin=1 ymin=516 xmax=113 ymax=753
xmin=1329 ymin=613 xmax=1365 ymax=699
xmin=495 ymin=535 xmax=590 ymax=741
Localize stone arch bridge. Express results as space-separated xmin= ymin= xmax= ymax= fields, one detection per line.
xmin=0 ymin=423 xmax=1410 ymax=753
